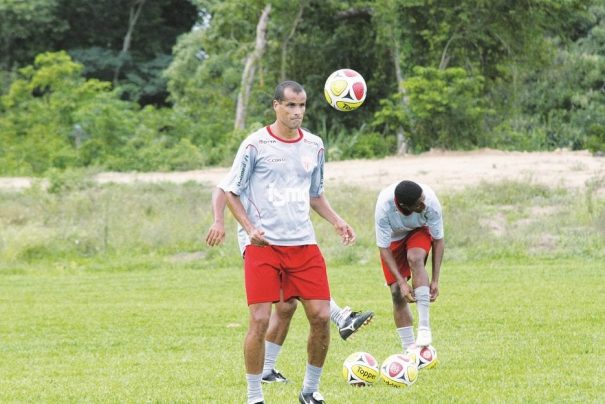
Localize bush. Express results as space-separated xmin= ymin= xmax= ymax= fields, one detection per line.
xmin=322 ymin=126 xmax=394 ymax=161
xmin=44 ymin=167 xmax=95 ymax=194
xmin=372 ymin=67 xmax=491 ymax=153
xmin=586 ymin=123 xmax=605 ymax=153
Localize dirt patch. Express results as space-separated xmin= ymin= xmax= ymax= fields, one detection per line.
xmin=1 ymin=149 xmax=603 ymax=193
xmin=324 ymin=149 xmax=605 ymax=193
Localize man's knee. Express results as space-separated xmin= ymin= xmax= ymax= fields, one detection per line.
xmin=301 ymin=300 xmax=329 ymax=326
xmin=249 ymin=307 xmax=271 ymax=332
xmin=275 ymin=299 xmax=298 ymax=319
xmin=407 ymin=249 xmax=426 ymax=268
xmin=314 ymin=309 xmax=330 ymax=325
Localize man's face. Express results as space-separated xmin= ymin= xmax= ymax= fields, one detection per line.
xmin=273 ymin=88 xmax=306 ymax=130
xmin=397 ymin=194 xmax=426 ymax=216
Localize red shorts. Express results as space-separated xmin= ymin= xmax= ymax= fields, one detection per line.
xmin=381 ymin=227 xmax=432 ymax=286
xmin=243 ymin=244 xmax=330 ymax=305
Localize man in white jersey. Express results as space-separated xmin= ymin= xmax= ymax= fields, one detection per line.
xmin=206 ymin=186 xmax=374 ymax=385
xmin=375 ymin=180 xmax=444 ymax=352
xmin=223 ymin=81 xmax=355 ymax=404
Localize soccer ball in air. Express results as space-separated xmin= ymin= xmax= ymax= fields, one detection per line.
xmin=342 ymin=352 xmax=380 ymax=386
xmin=324 ymin=69 xmax=367 ymax=112
xmin=380 ymin=353 xmax=419 ymax=387
xmin=416 ymin=345 xmax=439 ymax=370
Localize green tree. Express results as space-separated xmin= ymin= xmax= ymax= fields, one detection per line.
xmin=0 ymin=0 xmax=68 ymax=91
xmin=0 ymin=0 xmax=198 ymax=105
xmin=166 ymin=0 xmax=384 ymax=159
xmin=0 ymin=52 xmax=136 ymax=174
xmin=512 ymin=3 xmax=605 ymax=152
xmin=0 ymin=51 xmax=211 ymax=174
xmin=59 ymin=0 xmax=198 ymax=105
xmin=368 ymin=0 xmax=590 ymax=147
xmin=374 ymin=66 xmax=490 ymax=152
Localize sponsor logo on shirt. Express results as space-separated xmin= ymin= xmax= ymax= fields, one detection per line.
xmin=303 ymin=138 xmax=321 ymax=148
xmin=236 ymin=154 xmax=249 ymax=187
xmin=300 ymin=156 xmax=315 ymax=172
xmin=267 ymin=183 xmax=307 ymax=207
xmin=267 ymin=157 xmax=286 ymax=163
xmin=259 ymin=139 xmax=277 ymax=144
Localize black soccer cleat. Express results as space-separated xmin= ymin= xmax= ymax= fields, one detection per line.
xmin=298 ymin=391 xmax=325 ymax=404
xmin=261 ymin=369 xmax=289 ymax=384
xmin=338 ymin=310 xmax=374 ymax=340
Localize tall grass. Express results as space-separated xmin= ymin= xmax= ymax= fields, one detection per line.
xmin=0 ymin=181 xmax=215 ymax=267
xmin=1 ymin=176 xmax=604 ymax=268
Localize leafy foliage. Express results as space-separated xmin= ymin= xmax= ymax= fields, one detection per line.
xmin=510 ymin=4 xmax=605 ymax=152
xmin=374 ymin=67 xmax=491 ymax=152
xmin=0 ymin=0 xmax=67 ymax=69
xmin=0 ymin=52 xmax=208 ymax=174
xmin=0 ymin=0 xmax=198 ymax=105
xmin=1 ymin=0 xmax=605 ymax=175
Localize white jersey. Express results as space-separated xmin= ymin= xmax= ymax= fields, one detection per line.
xmin=221 ymin=126 xmax=324 ymax=251
xmin=374 ymin=182 xmax=444 ymax=248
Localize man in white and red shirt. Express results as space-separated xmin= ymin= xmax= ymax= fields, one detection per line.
xmin=223 ymin=81 xmax=354 ymax=404
xmin=375 ymin=180 xmax=445 ymax=353
xmin=206 ymin=175 xmax=373 ymax=384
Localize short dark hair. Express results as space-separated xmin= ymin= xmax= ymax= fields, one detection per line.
xmin=274 ymin=80 xmax=305 ymax=102
xmin=394 ymin=180 xmax=422 ymax=206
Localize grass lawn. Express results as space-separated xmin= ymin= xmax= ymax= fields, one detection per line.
xmin=1 ymin=257 xmax=603 ymax=403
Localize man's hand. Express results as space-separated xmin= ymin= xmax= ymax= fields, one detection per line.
xmin=309 ymin=195 xmax=355 ymax=245
xmin=398 ymin=279 xmax=416 ymax=303
xmin=249 ymin=228 xmax=269 ymax=246
xmin=205 ymin=222 xmax=225 ymax=247
xmin=430 ymin=280 xmax=439 ymax=302
xmin=334 ymin=221 xmax=356 ymax=246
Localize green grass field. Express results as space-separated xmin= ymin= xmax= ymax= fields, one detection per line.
xmin=1 ymin=177 xmax=604 ymax=402
xmin=1 ymin=259 xmax=603 ymax=402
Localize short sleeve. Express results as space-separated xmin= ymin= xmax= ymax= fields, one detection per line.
xmin=217 ymin=168 xmax=236 ymax=191
xmin=309 ymin=148 xmax=325 ymax=197
xmin=223 ymin=142 xmax=257 ymax=196
xmin=425 ymin=200 xmax=444 ymax=240
xmin=374 ymin=202 xmax=392 ymax=248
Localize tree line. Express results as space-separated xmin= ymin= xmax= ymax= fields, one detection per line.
xmin=1 ymin=0 xmax=604 ymax=175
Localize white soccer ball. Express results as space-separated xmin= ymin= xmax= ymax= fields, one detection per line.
xmin=342 ymin=351 xmax=380 ymax=386
xmin=380 ymin=353 xmax=419 ymax=387
xmin=405 ymin=345 xmax=439 ymax=370
xmin=416 ymin=345 xmax=439 ymax=370
xmin=323 ymin=68 xmax=367 ymax=112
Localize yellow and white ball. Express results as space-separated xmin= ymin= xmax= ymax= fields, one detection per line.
xmin=380 ymin=353 xmax=419 ymax=387
xmin=342 ymin=351 xmax=380 ymax=386
xmin=416 ymin=345 xmax=439 ymax=370
xmin=324 ymin=69 xmax=367 ymax=112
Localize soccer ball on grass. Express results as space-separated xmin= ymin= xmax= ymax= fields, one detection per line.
xmin=380 ymin=353 xmax=419 ymax=387
xmin=323 ymin=69 xmax=367 ymax=112
xmin=404 ymin=344 xmax=439 ymax=370
xmin=342 ymin=351 xmax=379 ymax=386
xmin=416 ymin=345 xmax=439 ymax=370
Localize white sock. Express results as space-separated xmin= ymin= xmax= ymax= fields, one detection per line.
xmin=397 ymin=326 xmax=416 ymax=351
xmin=246 ymin=373 xmax=263 ymax=404
xmin=329 ymin=298 xmax=349 ymax=327
xmin=415 ymin=286 xmax=430 ymax=329
xmin=262 ymin=341 xmax=282 ymax=377
xmin=302 ymin=363 xmax=323 ymax=394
